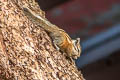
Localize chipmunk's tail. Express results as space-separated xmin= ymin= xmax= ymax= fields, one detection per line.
xmin=23 ymin=6 xmax=61 ymax=33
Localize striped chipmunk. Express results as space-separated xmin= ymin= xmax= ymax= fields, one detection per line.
xmin=22 ymin=5 xmax=81 ymax=60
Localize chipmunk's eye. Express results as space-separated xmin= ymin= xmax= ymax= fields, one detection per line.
xmin=75 ymin=38 xmax=81 ymax=53
xmin=72 ymin=38 xmax=80 ymax=52
xmin=75 ymin=40 xmax=78 ymax=45
xmin=75 ymin=38 xmax=80 ymax=45
xmin=76 ymin=38 xmax=80 ymax=43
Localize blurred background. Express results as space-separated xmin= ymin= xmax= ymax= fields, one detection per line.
xmin=37 ymin=0 xmax=120 ymax=80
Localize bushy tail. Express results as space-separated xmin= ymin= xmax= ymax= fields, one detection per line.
xmin=23 ymin=6 xmax=60 ymax=32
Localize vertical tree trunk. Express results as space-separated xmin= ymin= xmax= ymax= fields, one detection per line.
xmin=0 ymin=0 xmax=84 ymax=80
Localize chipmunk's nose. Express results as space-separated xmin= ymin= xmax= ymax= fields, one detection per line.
xmin=72 ymin=55 xmax=78 ymax=59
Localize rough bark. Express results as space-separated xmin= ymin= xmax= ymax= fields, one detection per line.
xmin=0 ymin=0 xmax=84 ymax=80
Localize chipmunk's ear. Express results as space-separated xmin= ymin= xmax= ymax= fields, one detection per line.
xmin=72 ymin=38 xmax=80 ymax=45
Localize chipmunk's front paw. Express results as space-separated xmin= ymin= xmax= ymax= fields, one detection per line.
xmin=53 ymin=42 xmax=60 ymax=51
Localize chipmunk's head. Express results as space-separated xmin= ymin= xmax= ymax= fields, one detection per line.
xmin=71 ymin=38 xmax=81 ymax=59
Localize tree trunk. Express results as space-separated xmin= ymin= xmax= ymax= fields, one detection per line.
xmin=0 ymin=0 xmax=84 ymax=80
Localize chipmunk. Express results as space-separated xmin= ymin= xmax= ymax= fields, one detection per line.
xmin=22 ymin=6 xmax=81 ymax=59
